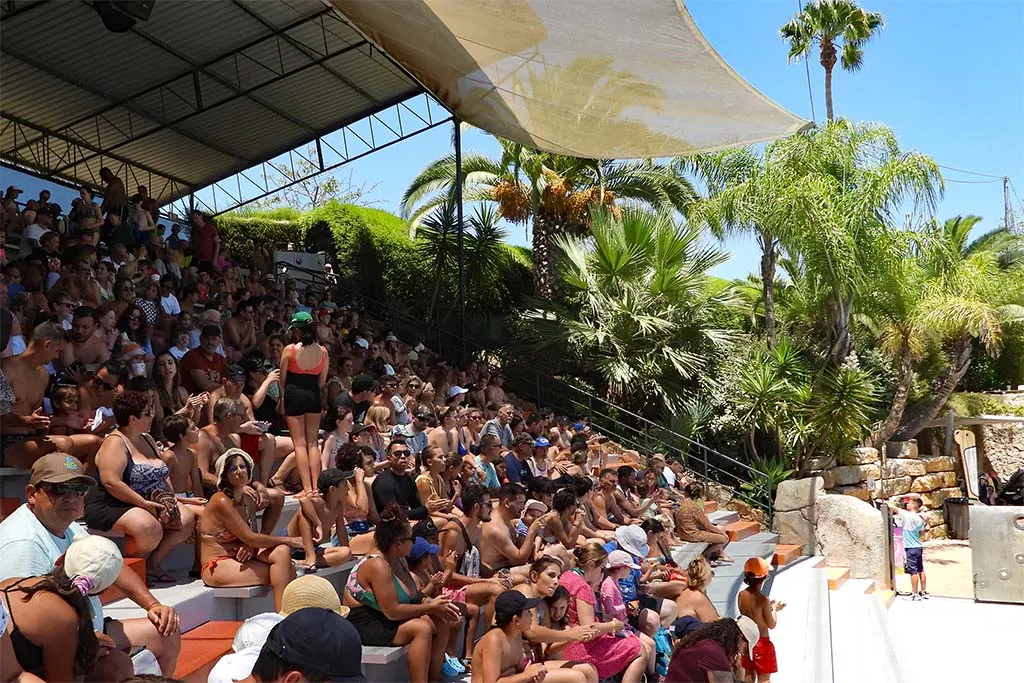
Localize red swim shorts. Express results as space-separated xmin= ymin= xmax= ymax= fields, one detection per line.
xmin=741 ymin=636 xmax=778 ymax=675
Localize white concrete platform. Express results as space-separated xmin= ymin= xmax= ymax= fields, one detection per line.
xmin=769 ymin=556 xmax=833 ymax=683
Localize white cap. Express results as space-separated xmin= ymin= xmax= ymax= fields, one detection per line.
xmin=384 ymin=364 xmax=396 ymax=376
xmin=447 ymin=385 xmax=469 ymax=398
xmin=63 ymin=535 xmax=123 ymax=595
xmin=606 ymin=549 xmax=641 ymax=570
xmin=354 ymin=338 xmax=369 ymax=349
xmin=385 ymin=333 xmax=399 ymax=342
xmin=407 ymin=350 xmax=419 ymax=360
xmin=233 ymin=612 xmax=284 ymax=652
xmin=736 ymin=615 xmax=760 ymax=658
xmin=523 ymin=499 xmax=548 ymax=513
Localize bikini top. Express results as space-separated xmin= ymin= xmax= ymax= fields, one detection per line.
xmin=347 ymin=554 xmax=418 ymax=611
xmin=1 ymin=578 xmax=45 ymax=676
xmin=286 ymin=344 xmax=327 ymax=375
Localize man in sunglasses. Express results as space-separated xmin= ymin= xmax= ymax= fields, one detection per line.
xmin=371 ymin=437 xmax=446 ymax=521
xmin=0 ymin=453 xmax=181 ymax=677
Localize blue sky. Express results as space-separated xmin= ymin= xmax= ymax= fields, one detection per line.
xmin=3 ymin=0 xmax=1022 ymax=280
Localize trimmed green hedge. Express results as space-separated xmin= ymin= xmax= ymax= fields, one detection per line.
xmin=945 ymin=392 xmax=1024 ymax=418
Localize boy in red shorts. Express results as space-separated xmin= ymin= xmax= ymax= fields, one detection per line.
xmin=737 ymin=556 xmax=785 ymax=682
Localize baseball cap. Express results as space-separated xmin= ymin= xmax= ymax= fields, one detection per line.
xmin=288 ymin=311 xmax=313 ymax=329
xmin=350 ymin=422 xmax=373 ymax=435
xmin=414 ymin=405 xmax=433 ymax=420
xmin=62 ymin=535 xmax=123 ymax=595
xmin=408 ymin=537 xmax=439 ymax=561
xmin=614 ymin=525 xmax=649 ymax=559
xmin=533 ymin=437 xmax=551 ymax=448
xmin=261 ymin=608 xmax=366 ymax=682
xmin=232 ymin=613 xmax=284 ymax=652
xmin=447 ymin=385 xmax=468 ymax=398
xmin=29 ymin=453 xmax=94 ymax=487
xmin=494 ymin=590 xmax=541 ymax=617
xmin=412 ymin=518 xmax=439 ymax=538
xmin=743 ymin=556 xmax=772 ymax=579
xmin=573 ymin=422 xmax=586 ymax=432
xmin=607 ymin=549 xmax=641 ymax=570
xmin=384 ymin=333 xmax=398 ymax=342
xmin=523 ymin=499 xmax=548 ymax=514
xmin=281 ymin=575 xmax=349 ymax=618
xmin=736 ymin=615 xmax=760 ymax=659
xmin=318 ymin=308 xmax=331 ymax=317
xmin=224 ymin=364 xmax=246 ymax=381
xmin=6 ymin=186 xmax=23 ymax=194
xmin=353 ymin=338 xmax=369 ymax=349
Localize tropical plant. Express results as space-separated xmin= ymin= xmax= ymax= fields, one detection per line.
xmin=401 ymin=138 xmax=696 ymax=299
xmin=521 ymin=207 xmax=739 ymax=415
xmin=780 ymin=0 xmax=885 ymax=121
xmin=740 ymin=453 xmax=796 ymax=510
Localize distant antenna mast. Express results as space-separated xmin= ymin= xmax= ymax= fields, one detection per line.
xmin=1005 ymin=177 xmax=1019 ymax=233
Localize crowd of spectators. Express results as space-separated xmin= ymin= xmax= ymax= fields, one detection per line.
xmin=0 ymin=179 xmax=780 ymax=682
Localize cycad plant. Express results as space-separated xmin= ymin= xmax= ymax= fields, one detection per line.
xmin=522 ymin=207 xmax=738 ymax=415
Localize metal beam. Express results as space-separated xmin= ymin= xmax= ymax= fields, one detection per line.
xmin=50 ymin=38 xmax=372 ymax=175
xmin=229 ymin=0 xmax=380 ymax=107
xmin=0 ymin=45 xmax=246 ymax=163
xmin=0 ymin=0 xmax=50 ymax=21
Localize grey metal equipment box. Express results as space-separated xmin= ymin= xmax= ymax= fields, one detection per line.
xmin=971 ymin=505 xmax=1024 ymax=604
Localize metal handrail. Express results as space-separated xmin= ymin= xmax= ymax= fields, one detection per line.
xmin=267 ymin=259 xmax=774 ymax=515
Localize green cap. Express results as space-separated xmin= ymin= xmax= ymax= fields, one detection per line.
xmin=289 ymin=311 xmax=314 ymax=329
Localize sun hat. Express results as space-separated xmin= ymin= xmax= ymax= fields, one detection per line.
xmin=281 ymin=575 xmax=349 ymax=618
xmin=62 ymin=535 xmax=123 ymax=596
xmin=523 ymin=499 xmax=549 ymax=514
xmin=743 ymin=556 xmax=772 ymax=579
xmin=446 ymin=385 xmax=468 ymax=398
xmin=288 ymin=311 xmax=313 ymax=329
xmin=736 ymin=615 xmax=760 ymax=659
xmin=408 ymin=537 xmax=439 ymax=562
xmin=29 ymin=453 xmax=94 ymax=487
xmin=263 ymin=608 xmax=366 ymax=683
xmin=615 ymin=525 xmax=649 ymax=559
xmin=607 ymin=549 xmax=641 ymax=570
xmin=215 ymin=448 xmax=255 ymax=478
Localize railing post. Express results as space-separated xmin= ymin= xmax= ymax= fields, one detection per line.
xmin=702 ymin=450 xmax=709 ymax=493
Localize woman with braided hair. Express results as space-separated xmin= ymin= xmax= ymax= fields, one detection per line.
xmin=0 ymin=535 xmax=129 ymax=681
xmin=665 ymin=617 xmax=749 ymax=682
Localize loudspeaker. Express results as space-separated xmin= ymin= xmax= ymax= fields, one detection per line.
xmin=93 ymin=0 xmax=156 ymax=33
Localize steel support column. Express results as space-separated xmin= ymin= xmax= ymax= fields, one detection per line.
xmin=454 ymin=118 xmax=466 ymax=363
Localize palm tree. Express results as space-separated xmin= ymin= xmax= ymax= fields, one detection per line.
xmin=894 ymin=216 xmax=1024 ymax=439
xmin=522 ymin=207 xmax=739 ymax=414
xmin=780 ymin=0 xmax=885 ymax=121
xmin=401 ymin=138 xmax=696 ymax=299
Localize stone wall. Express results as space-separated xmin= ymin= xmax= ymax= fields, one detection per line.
xmin=976 ymin=422 xmax=1024 ymax=482
xmin=804 ymin=441 xmax=962 ymax=542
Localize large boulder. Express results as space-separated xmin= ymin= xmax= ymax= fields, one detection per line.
xmin=831 ymin=465 xmax=865 ymax=486
xmin=773 ymin=477 xmax=824 ymax=513
xmin=920 ymin=455 xmax=957 ymax=473
xmin=921 ymin=510 xmax=946 ymax=528
xmin=839 ymin=447 xmax=879 ymax=466
xmin=833 ymin=485 xmax=871 ymax=501
xmin=920 ymin=487 xmax=963 ymax=509
xmin=910 ymin=472 xmax=958 ymax=493
xmin=773 ymin=509 xmax=816 ymax=555
xmin=858 ymin=464 xmax=881 ymax=481
xmin=883 ymin=459 xmax=926 ymax=478
xmin=878 ymin=476 xmax=912 ymax=498
xmin=814 ymin=494 xmax=887 ymax=582
xmin=885 ymin=440 xmax=919 ymax=459
xmin=921 ymin=525 xmax=949 ymax=542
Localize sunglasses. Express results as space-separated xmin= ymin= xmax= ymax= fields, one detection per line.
xmin=94 ymin=378 xmax=117 ymax=391
xmin=391 ymin=450 xmax=412 ymax=458
xmin=42 ymin=482 xmax=90 ymax=497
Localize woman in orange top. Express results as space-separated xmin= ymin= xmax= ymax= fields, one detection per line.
xmin=278 ymin=312 xmax=329 ymax=498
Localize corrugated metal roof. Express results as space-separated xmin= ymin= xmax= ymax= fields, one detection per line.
xmin=0 ymin=0 xmax=422 ymax=204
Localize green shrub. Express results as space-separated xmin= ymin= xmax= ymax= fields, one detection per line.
xmin=945 ymin=392 xmax=1024 ymax=418
xmin=215 ymin=213 xmax=303 ymax=260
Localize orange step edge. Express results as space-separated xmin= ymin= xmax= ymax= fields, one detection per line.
xmin=826 ymin=566 xmax=851 ymax=590
xmin=874 ymin=590 xmax=896 ymax=609
xmin=724 ymin=520 xmax=760 ymax=542
xmin=703 ymin=500 xmax=718 ymax=513
xmin=772 ymin=544 xmax=802 ymax=566
xmin=183 ymin=621 xmax=243 ymax=641
xmin=174 ymin=639 xmax=233 ymax=683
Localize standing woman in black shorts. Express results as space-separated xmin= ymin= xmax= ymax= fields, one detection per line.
xmin=278 ymin=312 xmax=329 ymax=498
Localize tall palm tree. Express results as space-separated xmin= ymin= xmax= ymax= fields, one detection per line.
xmin=523 ymin=207 xmax=739 ymax=414
xmin=780 ymin=0 xmax=884 ymax=121
xmin=401 ymin=138 xmax=696 ymax=299
xmin=894 ymin=216 xmax=1024 ymax=439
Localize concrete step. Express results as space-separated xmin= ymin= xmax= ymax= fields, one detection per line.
xmin=703 ymin=500 xmax=718 ymax=513
xmin=874 ymin=589 xmax=897 ymax=609
xmin=826 ymin=566 xmax=851 ymax=591
xmin=773 ymin=544 xmax=803 ymax=566
xmin=829 ymin=577 xmax=903 ymax=683
xmin=100 ymin=557 xmax=147 ymax=605
xmin=729 ymin=531 xmax=780 ymax=548
xmin=707 ymin=509 xmax=739 ymax=525
xmin=768 ymin=557 xmax=833 ymax=683
xmin=724 ymin=520 xmax=760 ymax=542
xmin=105 ymin=576 xmax=218 ymax=634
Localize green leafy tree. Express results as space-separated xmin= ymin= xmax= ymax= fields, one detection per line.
xmin=401 ymin=138 xmax=695 ymax=299
xmin=522 ymin=207 xmax=738 ymax=415
xmin=780 ymin=0 xmax=885 ymax=121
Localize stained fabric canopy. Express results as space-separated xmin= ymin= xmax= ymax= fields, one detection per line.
xmin=334 ymin=0 xmax=811 ymax=159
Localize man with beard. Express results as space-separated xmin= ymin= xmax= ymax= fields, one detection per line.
xmin=1 ymin=323 xmax=102 ymax=469
xmin=437 ymin=483 xmax=509 ymax=661
xmin=60 ymin=306 xmax=110 ymax=369
xmin=196 ymin=397 xmax=284 ymax=534
xmin=371 ymin=438 xmax=445 ymax=520
xmin=480 ymin=483 xmax=551 ymax=579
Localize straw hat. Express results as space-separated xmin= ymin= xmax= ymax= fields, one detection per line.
xmin=280 ymin=574 xmax=349 ymax=617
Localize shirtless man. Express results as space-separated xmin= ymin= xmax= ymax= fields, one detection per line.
xmin=737 ymin=557 xmax=783 ymax=682
xmin=287 ymin=467 xmax=352 ymax=571
xmin=223 ymin=300 xmax=257 ymax=363
xmin=60 ymin=306 xmax=110 ymax=369
xmin=438 ymin=484 xmax=509 ymax=659
xmin=483 ymin=374 xmax=508 ymax=408
xmin=0 ymin=322 xmax=102 ymax=469
xmin=196 ymin=397 xmax=283 ymax=534
xmin=481 ymin=483 xmax=551 ymax=579
xmin=613 ymin=466 xmax=658 ymax=520
xmin=592 ymin=469 xmax=632 ymax=529
xmin=160 ymin=413 xmax=205 ymax=501
xmin=472 ymin=590 xmax=594 ymax=683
